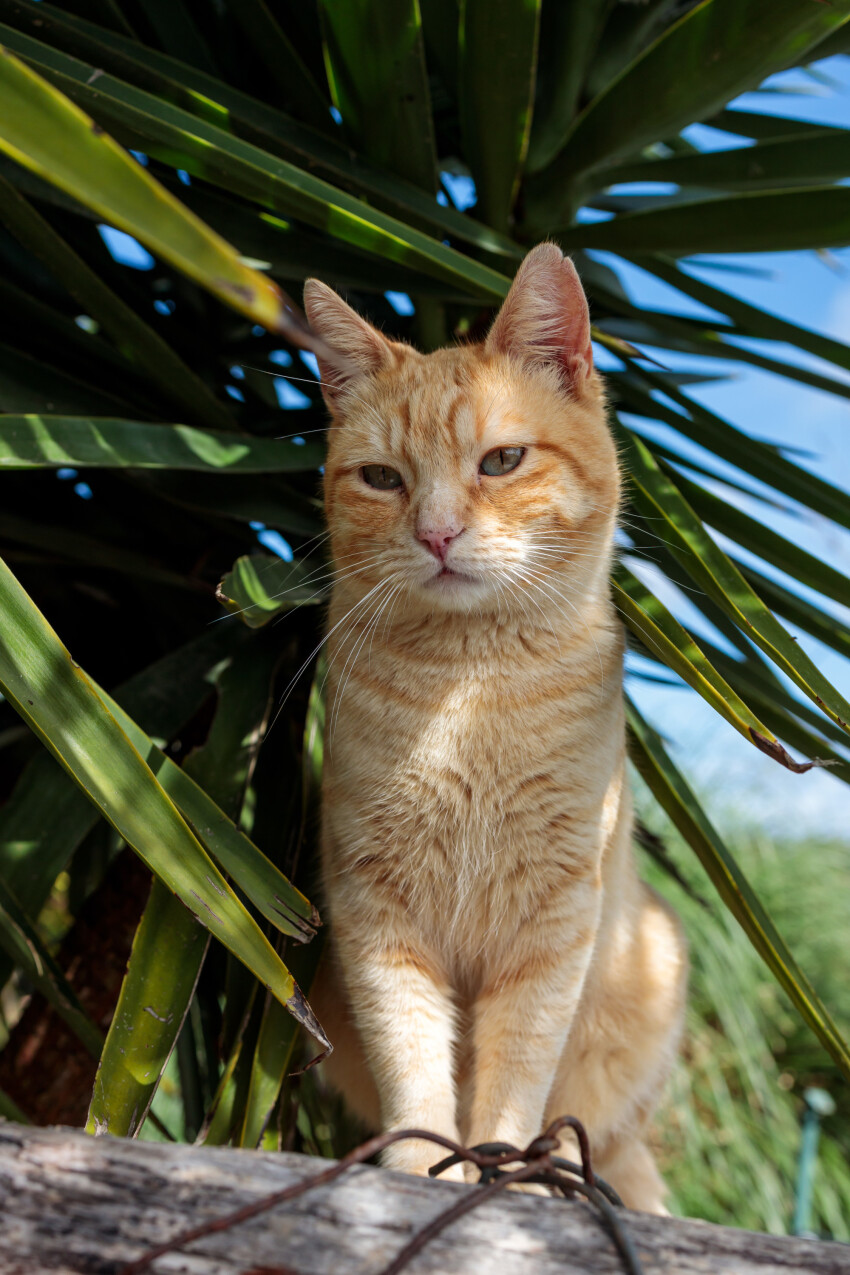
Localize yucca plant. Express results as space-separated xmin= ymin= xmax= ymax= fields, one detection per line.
xmin=0 ymin=0 xmax=849 ymax=1191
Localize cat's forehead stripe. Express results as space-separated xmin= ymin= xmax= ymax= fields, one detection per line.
xmin=389 ymin=372 xmax=471 ymax=459
xmin=437 ymin=387 xmax=466 ymax=443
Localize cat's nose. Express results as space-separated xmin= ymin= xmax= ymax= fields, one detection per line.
xmin=417 ymin=525 xmax=464 ymax=562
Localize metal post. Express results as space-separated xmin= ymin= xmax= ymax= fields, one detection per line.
xmin=792 ymin=1087 xmax=835 ymax=1238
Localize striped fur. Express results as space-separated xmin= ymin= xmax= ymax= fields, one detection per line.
xmin=306 ymin=245 xmax=687 ymax=1212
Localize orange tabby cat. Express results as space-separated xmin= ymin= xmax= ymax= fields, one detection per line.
xmin=306 ymin=244 xmax=687 ymax=1213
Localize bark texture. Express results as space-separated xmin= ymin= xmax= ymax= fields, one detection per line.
xmin=0 ymin=851 xmax=151 ymax=1126
xmin=1 ymin=1120 xmax=848 ymax=1275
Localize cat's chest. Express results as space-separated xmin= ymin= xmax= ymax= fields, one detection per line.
xmin=325 ymin=635 xmax=615 ymax=860
xmin=322 ymin=626 xmax=624 ymax=963
xmin=330 ymin=644 xmax=548 ymax=805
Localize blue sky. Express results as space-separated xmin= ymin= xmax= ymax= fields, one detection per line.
xmin=614 ymin=55 xmax=850 ymax=840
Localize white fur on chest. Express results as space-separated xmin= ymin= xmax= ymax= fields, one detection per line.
xmin=326 ymin=653 xmax=619 ymax=968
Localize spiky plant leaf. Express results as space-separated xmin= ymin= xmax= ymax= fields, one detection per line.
xmin=0 ymin=0 xmax=848 ymax=1172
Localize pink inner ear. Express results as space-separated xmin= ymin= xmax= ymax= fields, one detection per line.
xmin=486 ymin=245 xmax=593 ymax=394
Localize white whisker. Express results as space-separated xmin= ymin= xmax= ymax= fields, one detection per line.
xmin=327 ymin=576 xmax=400 ymax=749
xmin=268 ymin=576 xmax=392 ymax=735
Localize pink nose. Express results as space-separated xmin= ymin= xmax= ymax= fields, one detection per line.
xmin=417 ymin=526 xmax=464 ymax=563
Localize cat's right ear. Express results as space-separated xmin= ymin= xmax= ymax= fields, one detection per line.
xmin=303 ymin=280 xmax=392 ymax=413
xmin=485 ymin=244 xmax=593 ymax=397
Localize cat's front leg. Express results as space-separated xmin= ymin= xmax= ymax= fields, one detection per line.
xmin=335 ymin=928 xmax=463 ymax=1179
xmin=465 ymin=903 xmax=600 ymax=1157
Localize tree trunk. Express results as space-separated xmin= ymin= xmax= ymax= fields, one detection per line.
xmin=0 ymin=851 xmax=151 ymax=1127
xmin=1 ymin=1120 xmax=847 ymax=1274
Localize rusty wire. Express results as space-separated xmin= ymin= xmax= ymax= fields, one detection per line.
xmin=120 ymin=1114 xmax=644 ymax=1275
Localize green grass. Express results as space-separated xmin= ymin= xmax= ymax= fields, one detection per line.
xmin=642 ymin=793 xmax=850 ymax=1236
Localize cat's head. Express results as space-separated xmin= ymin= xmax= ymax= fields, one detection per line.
xmin=305 ymin=244 xmax=619 ymax=621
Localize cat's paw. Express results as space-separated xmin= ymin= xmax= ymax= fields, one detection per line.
xmin=381 ymin=1141 xmax=466 ymax=1183
xmin=508 ymin=1180 xmax=553 ymax=1196
xmin=428 ymin=1160 xmax=467 ymax=1184
xmin=459 ymin=1160 xmax=550 ymax=1193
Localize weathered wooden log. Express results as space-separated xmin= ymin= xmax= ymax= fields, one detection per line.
xmin=1 ymin=1120 xmax=848 ymax=1275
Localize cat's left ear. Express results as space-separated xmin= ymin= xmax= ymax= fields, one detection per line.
xmin=485 ymin=244 xmax=593 ymax=396
xmin=303 ymin=279 xmax=393 ymax=413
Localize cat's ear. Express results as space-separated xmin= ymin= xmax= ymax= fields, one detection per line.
xmin=303 ymin=279 xmax=392 ymax=412
xmin=485 ymin=244 xmax=593 ymax=395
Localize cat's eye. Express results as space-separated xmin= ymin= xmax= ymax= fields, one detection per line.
xmin=362 ymin=464 xmax=403 ymax=490
xmin=480 ymin=446 xmax=525 ymax=477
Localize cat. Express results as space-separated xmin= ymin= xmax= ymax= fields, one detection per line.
xmin=305 ymin=243 xmax=687 ymax=1213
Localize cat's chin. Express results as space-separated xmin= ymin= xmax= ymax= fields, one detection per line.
xmin=426 ymin=566 xmax=480 ymax=587
xmin=418 ymin=565 xmax=489 ymax=611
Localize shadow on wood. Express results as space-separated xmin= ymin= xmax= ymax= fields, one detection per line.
xmin=1 ymin=1120 xmax=848 ymax=1274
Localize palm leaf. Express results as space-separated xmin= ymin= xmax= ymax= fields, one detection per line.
xmin=0 ymin=42 xmax=331 ymax=351
xmin=0 ymin=0 xmax=518 ymax=260
xmin=708 ymin=107 xmax=844 ymax=140
xmin=734 ymin=563 xmax=850 ymax=665
xmin=238 ymin=661 xmax=326 ymax=1147
xmin=606 ymin=131 xmax=850 ymax=192
xmin=87 ymin=879 xmax=208 ymax=1137
xmin=635 ymin=254 xmax=850 ymax=377
xmin=87 ymin=641 xmax=279 ymax=1138
xmin=95 ymin=681 xmax=318 ymax=940
xmin=669 ymin=470 xmax=850 ymax=611
xmin=458 ymin=0 xmax=541 ymax=230
xmin=0 ymin=28 xmax=509 ymax=301
xmin=320 ymin=0 xmax=437 ymax=192
xmin=618 ymin=427 xmax=850 ymax=736
xmin=528 ymin=1 xmax=613 ymax=173
xmin=614 ymin=563 xmax=816 ymax=772
xmin=610 ymin=366 xmax=850 ymax=527
xmin=532 ymin=0 xmax=850 ymax=216
xmin=217 ymin=553 xmax=325 ymax=628
xmin=0 ymin=0 xmax=849 ymax=1170
xmin=596 ymin=305 xmax=850 ymax=404
xmin=0 ymin=625 xmax=245 ymax=939
xmin=0 ymin=415 xmax=324 ymax=472
xmin=0 ymin=172 xmax=232 ymax=430
xmin=0 ymin=554 xmax=325 ymax=1047
xmin=228 ymin=0 xmax=332 ymax=131
xmin=627 ymin=697 xmax=850 ymax=1081
xmin=561 ymin=186 xmax=850 ymax=254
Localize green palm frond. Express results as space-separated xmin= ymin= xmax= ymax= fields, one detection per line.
xmin=0 ymin=0 xmax=849 ymax=1167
